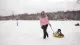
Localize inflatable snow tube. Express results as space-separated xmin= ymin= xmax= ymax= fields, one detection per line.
xmin=53 ymin=33 xmax=64 ymax=38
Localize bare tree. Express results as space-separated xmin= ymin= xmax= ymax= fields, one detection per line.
xmin=77 ymin=0 xmax=80 ymax=4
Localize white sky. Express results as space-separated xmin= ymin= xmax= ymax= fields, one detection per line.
xmin=0 ymin=0 xmax=80 ymax=16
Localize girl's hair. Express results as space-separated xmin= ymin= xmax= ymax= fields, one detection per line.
xmin=41 ymin=11 xmax=46 ymax=18
xmin=41 ymin=11 xmax=45 ymax=15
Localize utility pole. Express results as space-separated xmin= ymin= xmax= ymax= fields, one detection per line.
xmin=12 ymin=11 xmax=14 ymax=20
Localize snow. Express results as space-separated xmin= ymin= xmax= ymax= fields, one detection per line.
xmin=0 ymin=20 xmax=80 ymax=45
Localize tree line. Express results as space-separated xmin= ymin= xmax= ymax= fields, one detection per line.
xmin=0 ymin=10 xmax=80 ymax=20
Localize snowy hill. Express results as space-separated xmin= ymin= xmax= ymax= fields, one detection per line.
xmin=0 ymin=20 xmax=80 ymax=45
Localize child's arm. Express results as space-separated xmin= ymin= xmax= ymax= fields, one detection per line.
xmin=46 ymin=14 xmax=51 ymax=26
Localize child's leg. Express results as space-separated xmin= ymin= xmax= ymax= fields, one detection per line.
xmin=45 ymin=24 xmax=48 ymax=37
xmin=41 ymin=24 xmax=48 ymax=39
xmin=60 ymin=32 xmax=64 ymax=36
xmin=43 ymin=29 xmax=47 ymax=39
xmin=41 ymin=25 xmax=46 ymax=39
xmin=43 ymin=24 xmax=48 ymax=38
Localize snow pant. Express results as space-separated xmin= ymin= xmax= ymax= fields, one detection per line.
xmin=41 ymin=24 xmax=48 ymax=39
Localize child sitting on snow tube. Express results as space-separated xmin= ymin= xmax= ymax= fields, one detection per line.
xmin=54 ymin=29 xmax=64 ymax=38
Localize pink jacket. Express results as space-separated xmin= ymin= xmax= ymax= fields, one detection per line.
xmin=40 ymin=16 xmax=49 ymax=26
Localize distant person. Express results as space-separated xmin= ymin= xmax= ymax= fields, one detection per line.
xmin=38 ymin=11 xmax=51 ymax=39
xmin=75 ymin=23 xmax=80 ymax=26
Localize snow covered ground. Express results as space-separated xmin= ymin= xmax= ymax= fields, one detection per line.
xmin=0 ymin=20 xmax=80 ymax=45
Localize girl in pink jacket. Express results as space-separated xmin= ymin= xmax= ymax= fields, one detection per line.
xmin=39 ymin=11 xmax=51 ymax=39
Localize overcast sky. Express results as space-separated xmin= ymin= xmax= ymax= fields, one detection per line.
xmin=0 ymin=0 xmax=80 ymax=16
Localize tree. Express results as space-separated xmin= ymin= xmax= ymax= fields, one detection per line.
xmin=77 ymin=0 xmax=80 ymax=4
